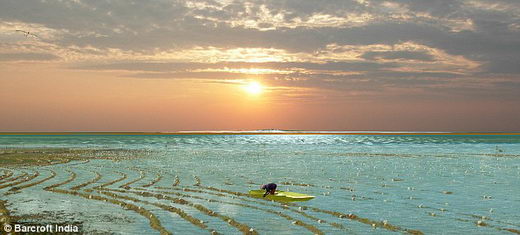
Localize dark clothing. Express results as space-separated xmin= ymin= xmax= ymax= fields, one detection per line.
xmin=261 ymin=183 xmax=277 ymax=191
xmin=261 ymin=183 xmax=277 ymax=197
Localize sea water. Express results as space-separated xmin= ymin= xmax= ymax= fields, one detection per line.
xmin=1 ymin=134 xmax=519 ymax=234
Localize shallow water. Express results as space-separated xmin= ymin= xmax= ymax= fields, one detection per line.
xmin=1 ymin=135 xmax=520 ymax=234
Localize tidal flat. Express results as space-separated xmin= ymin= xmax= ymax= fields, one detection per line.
xmin=1 ymin=135 xmax=520 ymax=234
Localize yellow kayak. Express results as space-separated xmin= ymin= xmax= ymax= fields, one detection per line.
xmin=249 ymin=190 xmax=315 ymax=202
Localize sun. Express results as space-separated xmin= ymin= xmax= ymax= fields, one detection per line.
xmin=243 ymin=81 xmax=263 ymax=95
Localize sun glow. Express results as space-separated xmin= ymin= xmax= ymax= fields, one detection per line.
xmin=243 ymin=81 xmax=263 ymax=95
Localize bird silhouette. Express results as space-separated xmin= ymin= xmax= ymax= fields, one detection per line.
xmin=15 ymin=30 xmax=40 ymax=39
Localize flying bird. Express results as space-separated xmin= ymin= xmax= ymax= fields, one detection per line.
xmin=15 ymin=30 xmax=40 ymax=39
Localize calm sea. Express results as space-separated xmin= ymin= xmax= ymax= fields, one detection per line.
xmin=1 ymin=134 xmax=519 ymax=234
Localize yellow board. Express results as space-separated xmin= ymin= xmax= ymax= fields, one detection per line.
xmin=249 ymin=190 xmax=315 ymax=202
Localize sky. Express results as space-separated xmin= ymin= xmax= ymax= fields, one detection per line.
xmin=1 ymin=0 xmax=519 ymax=132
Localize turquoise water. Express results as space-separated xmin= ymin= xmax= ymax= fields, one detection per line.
xmin=1 ymin=135 xmax=520 ymax=234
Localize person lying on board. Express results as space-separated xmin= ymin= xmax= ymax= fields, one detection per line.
xmin=261 ymin=183 xmax=277 ymax=197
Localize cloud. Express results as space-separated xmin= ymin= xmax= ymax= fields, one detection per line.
xmin=0 ymin=0 xmax=519 ymax=99
xmin=361 ymin=51 xmax=434 ymax=61
xmin=0 ymin=52 xmax=60 ymax=61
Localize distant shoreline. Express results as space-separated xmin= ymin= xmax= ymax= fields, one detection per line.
xmin=1 ymin=132 xmax=519 ymax=135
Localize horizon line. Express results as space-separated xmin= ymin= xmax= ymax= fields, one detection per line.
xmin=1 ymin=131 xmax=520 ymax=136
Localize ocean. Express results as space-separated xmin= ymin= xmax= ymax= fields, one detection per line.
xmin=1 ymin=134 xmax=519 ymax=234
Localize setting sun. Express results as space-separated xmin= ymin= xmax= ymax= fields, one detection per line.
xmin=243 ymin=81 xmax=263 ymax=95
